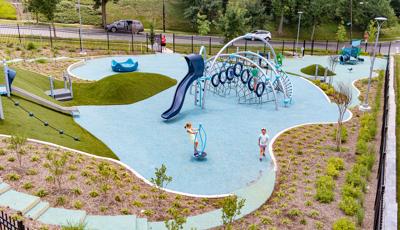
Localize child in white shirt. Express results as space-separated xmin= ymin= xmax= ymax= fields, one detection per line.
xmin=258 ymin=128 xmax=269 ymax=161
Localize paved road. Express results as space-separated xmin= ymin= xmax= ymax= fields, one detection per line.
xmin=0 ymin=24 xmax=398 ymax=55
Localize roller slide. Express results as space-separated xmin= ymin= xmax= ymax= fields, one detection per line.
xmin=161 ymin=54 xmax=204 ymax=120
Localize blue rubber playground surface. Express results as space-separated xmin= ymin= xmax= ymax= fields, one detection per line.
xmin=70 ymin=53 xmax=383 ymax=196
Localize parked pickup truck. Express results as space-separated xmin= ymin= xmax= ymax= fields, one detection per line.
xmin=105 ymin=20 xmax=144 ymax=33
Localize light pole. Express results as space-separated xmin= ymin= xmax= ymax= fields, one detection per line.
xmin=78 ymin=0 xmax=86 ymax=55
xmin=350 ymin=0 xmax=353 ymax=42
xmin=295 ymin=11 xmax=303 ymax=56
xmin=162 ymin=0 xmax=166 ymax=33
xmin=359 ymin=17 xmax=387 ymax=112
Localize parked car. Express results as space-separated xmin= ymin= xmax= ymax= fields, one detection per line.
xmin=106 ymin=20 xmax=144 ymax=33
xmin=245 ymin=30 xmax=272 ymax=41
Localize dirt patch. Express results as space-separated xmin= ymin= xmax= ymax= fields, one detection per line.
xmin=0 ymin=138 xmax=222 ymax=221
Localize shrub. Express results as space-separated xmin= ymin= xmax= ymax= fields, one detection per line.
xmin=26 ymin=169 xmax=38 ymax=175
xmin=6 ymin=173 xmax=21 ymax=181
xmin=121 ymin=208 xmax=130 ymax=215
xmin=333 ymin=127 xmax=348 ymax=143
xmin=332 ymin=218 xmax=356 ymax=230
xmin=356 ymin=153 xmax=375 ymax=171
xmin=326 ymin=163 xmax=339 ymax=178
xmin=315 ymin=175 xmax=335 ymax=203
xmin=56 ymin=196 xmax=67 ymax=206
xmin=342 ymin=184 xmax=362 ymax=199
xmin=356 ymin=207 xmax=365 ymax=226
xmin=115 ymin=195 xmax=122 ymax=202
xmin=339 ymin=196 xmax=360 ymax=216
xmin=7 ymin=156 xmax=15 ymax=162
xmin=345 ymin=171 xmax=366 ymax=191
xmin=22 ymin=182 xmax=34 ymax=190
xmin=30 ymin=155 xmax=39 ymax=162
xmin=261 ymin=216 xmax=273 ymax=225
xmin=308 ymin=210 xmax=320 ymax=218
xmin=287 ymin=208 xmax=302 ymax=218
xmin=355 ymin=140 xmax=368 ymax=155
xmin=89 ymin=191 xmax=99 ymax=198
xmin=143 ymin=209 xmax=154 ymax=217
xmin=73 ymin=200 xmax=83 ymax=209
xmin=35 ymin=188 xmax=48 ymax=197
xmin=132 ymin=200 xmax=143 ymax=207
xmin=72 ymin=188 xmax=82 ymax=195
xmin=327 ymin=157 xmax=345 ymax=170
xmin=26 ymin=42 xmax=36 ymax=50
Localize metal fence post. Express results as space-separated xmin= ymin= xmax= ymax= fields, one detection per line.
xmin=365 ymin=42 xmax=368 ymax=52
xmin=311 ymin=40 xmax=314 ymax=56
xmin=292 ymin=40 xmax=295 ymax=56
xmin=387 ymin=41 xmax=392 ymax=56
xmin=379 ymin=43 xmax=382 ymax=55
xmin=303 ymin=40 xmax=306 ymax=56
xmin=17 ymin=24 xmax=21 ymax=44
xmin=336 ymin=40 xmax=339 ymax=54
xmin=173 ymin=33 xmax=175 ymax=53
xmin=209 ymin=36 xmax=212 ymax=55
xmin=107 ymin=30 xmax=110 ymax=51
xmin=282 ymin=40 xmax=285 ymax=53
xmin=131 ymin=30 xmax=134 ymax=53
xmin=245 ymin=40 xmax=247 ymax=51
xmin=48 ymin=25 xmax=53 ymax=49
xmin=17 ymin=219 xmax=25 ymax=230
xmin=146 ymin=33 xmax=149 ymax=52
xmin=191 ymin=35 xmax=194 ymax=53
xmin=325 ymin=40 xmax=328 ymax=52
xmin=78 ymin=28 xmax=83 ymax=52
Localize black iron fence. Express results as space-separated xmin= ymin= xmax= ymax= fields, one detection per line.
xmin=0 ymin=211 xmax=28 ymax=230
xmin=373 ymin=55 xmax=391 ymax=229
xmin=0 ymin=24 xmax=393 ymax=57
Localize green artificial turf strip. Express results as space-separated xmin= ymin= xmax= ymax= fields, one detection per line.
xmin=1 ymin=67 xmax=177 ymax=106
xmin=300 ymin=64 xmax=336 ymax=77
xmin=0 ymin=95 xmax=117 ymax=159
xmin=0 ymin=0 xmax=16 ymax=20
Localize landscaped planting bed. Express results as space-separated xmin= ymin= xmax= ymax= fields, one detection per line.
xmin=0 ymin=137 xmax=223 ymax=221
xmin=226 ymin=73 xmax=383 ymax=229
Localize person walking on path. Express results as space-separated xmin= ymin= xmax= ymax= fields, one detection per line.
xmin=258 ymin=128 xmax=269 ymax=162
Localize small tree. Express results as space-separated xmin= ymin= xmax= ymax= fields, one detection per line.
xmin=164 ymin=207 xmax=187 ymax=230
xmin=150 ymin=164 xmax=172 ymax=209
xmin=46 ymin=152 xmax=68 ymax=190
xmin=332 ymin=83 xmax=352 ymax=152
xmin=10 ymin=136 xmax=27 ymax=168
xmin=221 ymin=195 xmax=245 ymax=229
xmin=215 ymin=3 xmax=249 ymax=43
xmin=366 ymin=20 xmax=377 ymax=42
xmin=149 ymin=21 xmax=155 ymax=49
xmin=336 ymin=21 xmax=347 ymax=42
xmin=196 ymin=13 xmax=211 ymax=36
xmin=38 ymin=0 xmax=61 ymax=37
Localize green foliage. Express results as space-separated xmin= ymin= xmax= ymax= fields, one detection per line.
xmin=332 ymin=218 xmax=356 ymax=230
xmin=46 ymin=152 xmax=68 ymax=190
xmin=327 ymin=157 xmax=345 ymax=171
xmin=221 ymin=195 xmax=245 ymax=227
xmin=196 ymin=13 xmax=211 ymax=36
xmin=73 ymin=200 xmax=83 ymax=209
xmin=164 ymin=207 xmax=187 ymax=230
xmin=6 ymin=173 xmax=21 ymax=181
xmin=366 ymin=20 xmax=377 ymax=42
xmin=215 ymin=3 xmax=248 ymax=43
xmin=301 ymin=64 xmax=336 ymax=76
xmin=342 ymin=184 xmax=362 ymax=199
xmin=150 ymin=164 xmax=172 ymax=189
xmin=333 ymin=127 xmax=348 ymax=143
xmin=35 ymin=188 xmax=49 ymax=197
xmin=56 ymin=196 xmax=67 ymax=205
xmin=61 ymin=221 xmax=87 ymax=230
xmin=326 ymin=163 xmax=339 ymax=178
xmin=287 ymin=208 xmax=302 ymax=218
xmin=336 ymin=21 xmax=347 ymax=42
xmin=0 ymin=0 xmax=16 ymax=20
xmin=96 ymin=162 xmax=116 ymax=196
xmin=315 ymin=175 xmax=335 ymax=203
xmin=339 ymin=196 xmax=361 ymax=216
xmin=89 ymin=190 xmax=99 ymax=198
xmin=10 ymin=135 xmax=27 ymax=167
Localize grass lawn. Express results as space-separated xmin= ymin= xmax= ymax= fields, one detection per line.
xmin=0 ymin=95 xmax=117 ymax=159
xmin=2 ymin=67 xmax=177 ymax=106
xmin=301 ymin=64 xmax=336 ymax=76
xmin=0 ymin=0 xmax=16 ymax=20
xmin=395 ymin=55 xmax=400 ymax=224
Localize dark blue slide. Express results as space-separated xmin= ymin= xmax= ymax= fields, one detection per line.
xmin=161 ymin=54 xmax=204 ymax=120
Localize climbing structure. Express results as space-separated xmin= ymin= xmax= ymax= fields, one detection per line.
xmin=193 ymin=34 xmax=293 ymax=110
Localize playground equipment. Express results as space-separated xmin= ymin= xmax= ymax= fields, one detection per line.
xmin=161 ymin=34 xmax=293 ymax=120
xmin=1 ymin=60 xmax=16 ymax=97
xmin=339 ymin=40 xmax=365 ymax=65
xmin=193 ymin=124 xmax=207 ymax=159
xmin=46 ymin=72 xmax=73 ymax=101
xmin=111 ymin=58 xmax=139 ymax=72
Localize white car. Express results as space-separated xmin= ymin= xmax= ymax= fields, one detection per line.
xmin=245 ymin=30 xmax=272 ymax=41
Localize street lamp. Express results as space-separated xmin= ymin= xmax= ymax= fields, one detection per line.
xmin=295 ymin=11 xmax=303 ymax=56
xmin=359 ymin=16 xmax=387 ymax=112
xmin=78 ymin=0 xmax=86 ymax=55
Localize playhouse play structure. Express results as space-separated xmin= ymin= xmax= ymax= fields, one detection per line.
xmin=162 ymin=34 xmax=293 ymax=121
xmin=111 ymin=58 xmax=139 ymax=72
xmin=339 ymin=40 xmax=365 ymax=65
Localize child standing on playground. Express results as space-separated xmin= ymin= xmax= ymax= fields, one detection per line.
xmin=258 ymin=128 xmax=269 ymax=162
xmin=184 ymin=122 xmax=198 ymax=153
